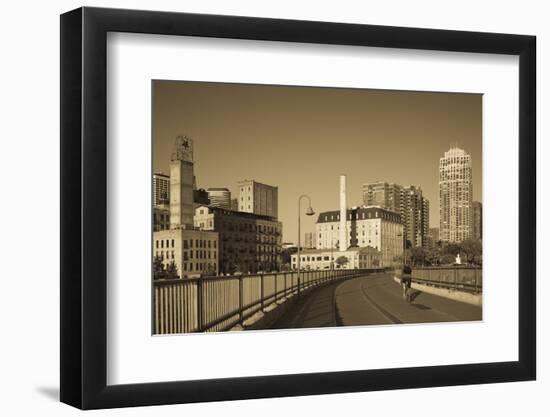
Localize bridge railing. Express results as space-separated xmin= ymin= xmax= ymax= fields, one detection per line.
xmin=154 ymin=269 xmax=379 ymax=334
xmin=411 ymin=266 xmax=482 ymax=293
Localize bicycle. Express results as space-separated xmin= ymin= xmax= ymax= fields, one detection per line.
xmin=401 ymin=278 xmax=412 ymax=303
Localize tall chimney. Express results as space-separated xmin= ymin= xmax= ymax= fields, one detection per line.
xmin=339 ymin=175 xmax=347 ymax=252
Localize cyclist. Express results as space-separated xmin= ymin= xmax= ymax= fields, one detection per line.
xmin=401 ymin=265 xmax=412 ymax=302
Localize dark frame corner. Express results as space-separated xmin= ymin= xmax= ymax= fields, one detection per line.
xmin=60 ymin=6 xmax=536 ymax=409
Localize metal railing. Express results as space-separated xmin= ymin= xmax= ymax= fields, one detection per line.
xmin=154 ymin=269 xmax=378 ymax=334
xmin=411 ymin=266 xmax=482 ymax=293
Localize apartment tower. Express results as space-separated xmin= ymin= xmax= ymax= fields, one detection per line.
xmin=439 ymin=146 xmax=473 ymax=243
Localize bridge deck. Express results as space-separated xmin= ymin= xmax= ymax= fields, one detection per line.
xmin=269 ymin=273 xmax=481 ymax=329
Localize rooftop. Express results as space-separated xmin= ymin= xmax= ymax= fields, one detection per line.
xmin=195 ymin=205 xmax=278 ymax=222
xmin=317 ymin=206 xmax=401 ymax=223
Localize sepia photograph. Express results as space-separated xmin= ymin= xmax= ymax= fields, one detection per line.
xmin=152 ymin=80 xmax=483 ymax=334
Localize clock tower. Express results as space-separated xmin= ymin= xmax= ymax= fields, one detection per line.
xmin=169 ymin=136 xmax=195 ymax=230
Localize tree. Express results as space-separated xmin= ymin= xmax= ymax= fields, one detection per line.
xmin=335 ymin=256 xmax=349 ymax=267
xmin=225 ymin=260 xmax=239 ymax=275
xmin=443 ymin=242 xmax=461 ymax=257
xmin=440 ymin=254 xmax=455 ymax=265
xmin=409 ymin=247 xmax=426 ymax=266
xmin=280 ymin=247 xmax=298 ymax=265
xmin=166 ymin=260 xmax=179 ymax=279
xmin=459 ymin=239 xmax=482 ymax=265
xmin=153 ymin=255 xmax=167 ymax=280
xmin=201 ymin=265 xmax=217 ymax=277
xmin=425 ymin=248 xmax=440 ymax=266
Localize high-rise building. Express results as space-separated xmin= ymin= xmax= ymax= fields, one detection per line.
xmin=473 ymin=201 xmax=482 ymax=240
xmin=362 ymin=181 xmax=429 ymax=248
xmin=153 ymin=173 xmax=170 ymax=206
xmin=429 ymin=227 xmax=440 ymax=242
xmin=422 ymin=198 xmax=430 ymax=246
xmin=207 ymin=188 xmax=231 ymax=209
xmin=426 ymin=227 xmax=440 ymax=248
xmin=439 ymin=146 xmax=473 ymax=243
xmin=230 ymin=198 xmax=239 ymax=211
xmin=362 ymin=181 xmax=401 ymax=213
xmin=238 ymin=180 xmax=278 ymax=218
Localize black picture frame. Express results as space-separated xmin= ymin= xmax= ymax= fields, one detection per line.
xmin=60 ymin=6 xmax=536 ymax=410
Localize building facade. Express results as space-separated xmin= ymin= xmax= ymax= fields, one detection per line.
xmin=362 ymin=181 xmax=402 ymax=213
xmin=429 ymin=227 xmax=440 ymax=242
xmin=304 ymin=232 xmax=316 ymax=249
xmin=194 ymin=205 xmax=282 ymax=274
xmin=207 ymin=188 xmax=231 ymax=209
xmin=315 ymin=206 xmax=403 ymax=268
xmin=153 ymin=135 xmax=219 ymax=278
xmin=153 ymin=173 xmax=170 ymax=206
xmin=472 ymin=201 xmax=482 ymax=240
xmin=401 ymin=185 xmax=429 ymax=248
xmin=439 ymin=147 xmax=473 ymax=243
xmin=363 ymin=181 xmax=430 ymax=248
xmin=153 ymin=204 xmax=170 ymax=232
xmin=153 ymin=228 xmax=219 ymax=278
xmin=238 ymin=179 xmax=278 ymax=218
xmin=291 ymin=246 xmax=382 ymax=271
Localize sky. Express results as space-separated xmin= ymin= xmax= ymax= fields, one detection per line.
xmin=153 ymin=80 xmax=482 ymax=243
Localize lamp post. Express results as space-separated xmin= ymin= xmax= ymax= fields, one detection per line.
xmin=297 ymin=195 xmax=315 ymax=298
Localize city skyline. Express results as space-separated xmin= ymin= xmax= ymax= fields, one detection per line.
xmin=153 ymin=80 xmax=482 ymax=243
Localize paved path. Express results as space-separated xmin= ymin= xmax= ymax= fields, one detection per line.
xmin=336 ymin=273 xmax=482 ymax=326
xmin=270 ymin=282 xmax=340 ymax=329
xmin=269 ymin=273 xmax=481 ymax=329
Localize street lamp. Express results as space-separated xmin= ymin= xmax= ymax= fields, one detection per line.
xmin=297 ymin=195 xmax=315 ymax=298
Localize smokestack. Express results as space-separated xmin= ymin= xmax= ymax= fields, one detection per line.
xmin=339 ymin=175 xmax=347 ymax=252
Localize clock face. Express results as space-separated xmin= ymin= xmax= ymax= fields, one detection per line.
xmin=172 ymin=135 xmax=194 ymax=162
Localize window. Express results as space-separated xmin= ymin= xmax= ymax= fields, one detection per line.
xmin=161 ymin=240 xmax=164 ymax=248
xmin=183 ymin=240 xmax=188 ymax=249
xmin=156 ymin=241 xmax=159 ymax=249
xmin=171 ymin=239 xmax=174 ymax=247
